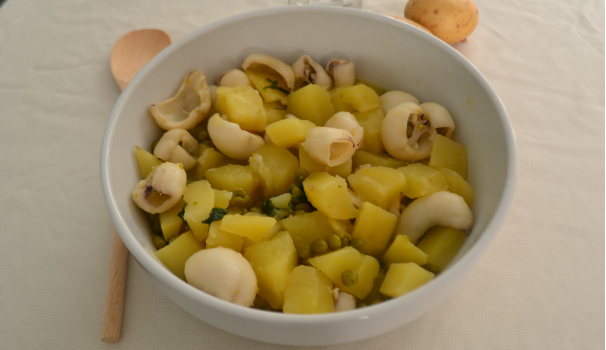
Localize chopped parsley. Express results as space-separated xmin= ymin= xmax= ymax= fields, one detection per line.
xmin=177 ymin=203 xmax=190 ymax=230
xmin=202 ymin=207 xmax=228 ymax=224
xmin=263 ymin=79 xmax=290 ymax=95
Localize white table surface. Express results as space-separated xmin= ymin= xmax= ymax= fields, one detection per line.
xmin=0 ymin=0 xmax=603 ymax=348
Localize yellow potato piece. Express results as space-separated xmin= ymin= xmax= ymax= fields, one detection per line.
xmin=347 ymin=166 xmax=407 ymax=210
xmin=428 ymin=134 xmax=467 ymax=179
xmin=398 ymin=163 xmax=448 ymax=199
xmin=263 ymin=101 xmax=288 ymax=124
xmin=283 ymin=266 xmax=335 ymax=314
xmin=437 ymin=167 xmax=474 ymax=207
xmin=281 ymin=211 xmax=336 ymax=250
xmin=154 ymin=231 xmax=203 ymax=280
xmin=215 ymin=85 xmax=267 ymax=132
xmin=309 ymin=247 xmax=379 ymax=299
xmin=159 ymin=199 xmax=185 ymax=241
xmin=249 ymin=144 xmax=299 ymax=199
xmin=220 ymin=214 xmax=277 ymax=242
xmin=382 ymin=235 xmax=428 ymax=266
xmin=336 ymin=84 xmax=382 ymax=113
xmin=205 ymin=164 xmax=261 ymax=201
xmin=265 ymin=118 xmax=316 ymax=148
xmin=183 ymin=180 xmax=215 ymax=242
xmin=380 ymin=262 xmax=434 ymax=297
xmin=354 ymin=108 xmax=385 ymax=154
xmin=212 ymin=189 xmax=233 ymax=209
xmin=416 ymin=226 xmax=467 ymax=274
xmin=206 ymin=221 xmax=244 ymax=252
xmin=287 ymin=84 xmax=334 ymax=126
xmin=303 ymin=172 xmax=358 ymax=220
xmin=135 ymin=146 xmax=162 ymax=180
xmin=244 ymin=231 xmax=298 ymax=309
xmin=352 ymin=202 xmax=398 ymax=257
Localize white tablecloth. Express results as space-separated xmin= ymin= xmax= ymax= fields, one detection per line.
xmin=0 ymin=0 xmax=603 ymax=348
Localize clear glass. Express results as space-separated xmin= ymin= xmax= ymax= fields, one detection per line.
xmin=288 ymin=0 xmax=363 ymax=9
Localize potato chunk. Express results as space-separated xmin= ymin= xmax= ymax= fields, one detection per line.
xmin=159 ymin=199 xmax=185 ymax=241
xmin=380 ymin=262 xmax=434 ymax=297
xmin=309 ymin=247 xmax=379 ymax=299
xmin=416 ymin=226 xmax=467 ymax=274
xmin=303 ymin=172 xmax=358 ymax=219
xmin=286 ymin=84 xmax=334 ymax=126
xmin=263 ymin=101 xmax=288 ymax=124
xmin=183 ymin=180 xmax=215 ymax=242
xmin=438 ymin=167 xmax=474 ymax=207
xmin=265 ymin=118 xmax=316 ymax=148
xmin=354 ymin=108 xmax=385 ymax=154
xmin=215 ymin=85 xmax=266 ymax=132
xmin=398 ymin=163 xmax=448 ymax=199
xmin=206 ymin=221 xmax=244 ymax=252
xmin=249 ymin=144 xmax=299 ymax=199
xmin=135 ymin=146 xmax=162 ymax=179
xmin=352 ymin=202 xmax=398 ymax=257
xmin=220 ymin=214 xmax=277 ymax=242
xmin=347 ymin=166 xmax=407 ymax=210
xmin=335 ymin=84 xmax=382 ymax=113
xmin=283 ymin=266 xmax=335 ymax=314
xmin=382 ymin=235 xmax=428 ymax=266
xmin=205 ymin=164 xmax=261 ymax=200
xmin=428 ymin=134 xmax=467 ymax=179
xmin=352 ymin=151 xmax=409 ymax=169
xmin=212 ymin=189 xmax=233 ymax=209
xmin=299 ymin=145 xmax=352 ymax=179
xmin=244 ymin=231 xmax=298 ymax=309
xmin=154 ymin=231 xmax=203 ymax=280
xmin=280 ymin=211 xmax=335 ymax=250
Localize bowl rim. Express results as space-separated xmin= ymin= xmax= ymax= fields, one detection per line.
xmin=100 ymin=5 xmax=517 ymax=325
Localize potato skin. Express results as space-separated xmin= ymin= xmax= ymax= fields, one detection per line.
xmin=386 ymin=15 xmax=433 ymax=35
xmin=405 ymin=0 xmax=479 ymax=44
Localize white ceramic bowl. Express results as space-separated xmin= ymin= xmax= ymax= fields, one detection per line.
xmin=101 ymin=6 xmax=516 ymax=346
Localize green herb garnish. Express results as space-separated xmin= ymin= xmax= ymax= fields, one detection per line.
xmin=177 ymin=203 xmax=190 ymax=230
xmin=202 ymin=207 xmax=228 ymax=224
xmin=263 ymin=79 xmax=290 ymax=95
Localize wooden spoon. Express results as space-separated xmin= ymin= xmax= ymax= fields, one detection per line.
xmin=110 ymin=29 xmax=172 ymax=91
xmin=102 ymin=29 xmax=172 ymax=344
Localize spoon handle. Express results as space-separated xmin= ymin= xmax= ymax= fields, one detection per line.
xmin=101 ymin=230 xmax=129 ymax=343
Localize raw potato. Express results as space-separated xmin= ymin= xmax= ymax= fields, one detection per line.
xmin=404 ymin=0 xmax=479 ymax=44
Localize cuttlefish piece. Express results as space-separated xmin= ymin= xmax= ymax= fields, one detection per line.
xmin=242 ymin=53 xmax=295 ymax=91
xmin=149 ymin=70 xmax=211 ymax=130
xmin=325 ymin=59 xmax=356 ymax=87
xmin=291 ymin=55 xmax=333 ymax=90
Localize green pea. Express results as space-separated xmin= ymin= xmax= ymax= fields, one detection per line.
xmin=295 ymin=169 xmax=309 ymax=183
xmin=327 ymin=234 xmax=342 ymax=250
xmin=311 ymin=238 xmax=328 ymax=255
xmin=351 ymin=239 xmax=366 ymax=254
xmin=297 ymin=245 xmax=311 ymax=260
xmin=341 ymin=237 xmax=350 ymax=247
xmin=341 ymin=270 xmax=359 ymax=287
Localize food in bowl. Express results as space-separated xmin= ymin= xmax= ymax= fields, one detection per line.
xmin=130 ymin=52 xmax=474 ymax=314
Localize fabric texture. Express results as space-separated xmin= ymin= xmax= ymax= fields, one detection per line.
xmin=0 ymin=0 xmax=603 ymax=348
